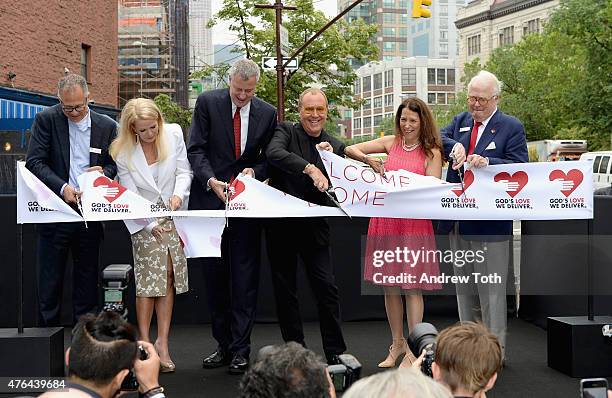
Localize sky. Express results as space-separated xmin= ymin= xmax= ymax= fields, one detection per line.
xmin=210 ymin=0 xmax=338 ymax=44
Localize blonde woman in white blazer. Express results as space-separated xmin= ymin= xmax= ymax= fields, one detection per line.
xmin=110 ymin=98 xmax=193 ymax=373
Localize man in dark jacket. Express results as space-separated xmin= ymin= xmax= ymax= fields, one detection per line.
xmin=26 ymin=73 xmax=117 ymax=326
xmin=265 ymin=88 xmax=347 ymax=364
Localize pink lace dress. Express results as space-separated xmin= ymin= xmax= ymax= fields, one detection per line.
xmin=363 ymin=140 xmax=442 ymax=290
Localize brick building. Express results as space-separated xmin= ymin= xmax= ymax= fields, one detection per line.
xmin=0 ymin=1 xmax=118 ymax=193
xmin=0 ymin=1 xmax=118 ymax=106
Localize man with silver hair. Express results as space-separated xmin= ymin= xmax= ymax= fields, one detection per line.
xmin=439 ymin=70 xmax=528 ymax=360
xmin=343 ymin=368 xmax=452 ymax=398
xmin=188 ymin=58 xmax=277 ymax=374
xmin=26 ymin=73 xmax=117 ymax=326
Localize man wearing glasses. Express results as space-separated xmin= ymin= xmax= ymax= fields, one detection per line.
xmin=26 ymin=73 xmax=117 ymax=326
xmin=439 ymin=70 xmax=528 ymax=361
xmin=265 ymin=88 xmax=347 ymax=365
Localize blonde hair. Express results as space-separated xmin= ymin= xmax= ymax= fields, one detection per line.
xmin=110 ymin=98 xmax=168 ymax=167
xmin=343 ymin=368 xmax=452 ymax=398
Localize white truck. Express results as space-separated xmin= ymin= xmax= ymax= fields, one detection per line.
xmin=527 ymin=139 xmax=587 ymax=162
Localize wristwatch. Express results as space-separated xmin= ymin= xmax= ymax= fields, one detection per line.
xmin=140 ymin=386 xmax=164 ymax=398
xmin=303 ymin=163 xmax=315 ymax=174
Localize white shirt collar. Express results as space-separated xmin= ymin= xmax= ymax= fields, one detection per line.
xmin=68 ymin=109 xmax=91 ymax=131
xmin=232 ymin=101 xmax=251 ymax=115
xmin=479 ymin=107 xmax=497 ymax=130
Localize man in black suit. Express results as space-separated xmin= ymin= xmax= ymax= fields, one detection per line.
xmin=265 ymin=88 xmax=347 ymax=364
xmin=188 ymin=58 xmax=277 ymax=374
xmin=26 ymin=74 xmax=117 ymax=326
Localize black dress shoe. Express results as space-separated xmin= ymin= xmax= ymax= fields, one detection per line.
xmin=228 ymin=354 xmax=249 ymax=375
xmin=202 ymin=348 xmax=231 ymax=369
xmin=326 ymin=354 xmax=342 ymax=365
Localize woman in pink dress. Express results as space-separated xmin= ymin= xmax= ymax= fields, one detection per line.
xmin=345 ymin=97 xmax=443 ymax=368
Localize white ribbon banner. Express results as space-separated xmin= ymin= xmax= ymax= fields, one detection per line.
xmin=319 ymin=151 xmax=593 ymax=220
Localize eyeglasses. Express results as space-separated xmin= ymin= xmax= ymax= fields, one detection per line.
xmin=467 ymin=96 xmax=497 ymax=105
xmin=60 ymin=102 xmax=87 ymax=113
xmin=302 ymin=106 xmax=327 ymax=116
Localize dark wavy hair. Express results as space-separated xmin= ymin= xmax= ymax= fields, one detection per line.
xmin=69 ymin=311 xmax=138 ymax=386
xmin=394 ymin=97 xmax=442 ymax=159
xmin=239 ymin=342 xmax=330 ymax=398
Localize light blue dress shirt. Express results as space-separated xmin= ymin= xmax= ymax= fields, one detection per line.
xmin=67 ymin=111 xmax=92 ymax=190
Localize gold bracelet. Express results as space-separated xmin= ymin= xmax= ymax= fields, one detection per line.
xmin=303 ymin=163 xmax=314 ymax=174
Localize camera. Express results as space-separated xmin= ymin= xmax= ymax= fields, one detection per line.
xmin=102 ymin=264 xmax=133 ymax=320
xmin=327 ymin=354 xmax=362 ymax=392
xmin=121 ymin=345 xmax=149 ymax=391
xmin=408 ymin=322 xmax=439 ymax=377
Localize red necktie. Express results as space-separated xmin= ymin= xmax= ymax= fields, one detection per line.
xmin=233 ymin=107 xmax=241 ymax=159
xmin=467 ymin=121 xmax=482 ymax=155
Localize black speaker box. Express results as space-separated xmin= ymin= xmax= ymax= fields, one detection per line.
xmin=0 ymin=327 xmax=64 ymax=376
xmin=547 ymin=316 xmax=612 ymax=378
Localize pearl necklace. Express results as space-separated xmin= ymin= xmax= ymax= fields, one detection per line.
xmin=402 ymin=141 xmax=421 ymax=152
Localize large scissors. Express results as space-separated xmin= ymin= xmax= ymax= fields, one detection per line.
xmin=449 ymin=152 xmax=467 ymax=199
xmin=75 ymin=195 xmax=88 ymax=229
xmin=325 ymin=188 xmax=351 ymax=219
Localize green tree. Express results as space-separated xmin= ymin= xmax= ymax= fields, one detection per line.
xmin=154 ymin=94 xmax=192 ymax=135
xmin=482 ymin=0 xmax=611 ymax=149
xmin=205 ymin=0 xmax=379 ymax=120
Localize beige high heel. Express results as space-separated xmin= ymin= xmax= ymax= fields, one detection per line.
xmin=399 ymin=348 xmax=418 ymax=368
xmin=378 ymin=339 xmax=407 ymax=368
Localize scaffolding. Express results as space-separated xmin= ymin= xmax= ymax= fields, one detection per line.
xmin=118 ymin=0 xmax=179 ymax=108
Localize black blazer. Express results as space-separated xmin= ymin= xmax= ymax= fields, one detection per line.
xmin=266 ymin=122 xmax=346 ymax=207
xmin=187 ymin=88 xmax=277 ymax=210
xmin=25 ymin=104 xmax=118 ymax=197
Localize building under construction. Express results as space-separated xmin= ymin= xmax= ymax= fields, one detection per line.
xmin=118 ymin=0 xmax=189 ymax=108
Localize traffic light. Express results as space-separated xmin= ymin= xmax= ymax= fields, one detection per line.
xmin=412 ymin=0 xmax=432 ymax=18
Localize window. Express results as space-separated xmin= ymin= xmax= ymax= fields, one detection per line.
xmin=383 ymin=0 xmax=395 ymax=7
xmin=440 ymin=5 xmax=448 ymax=15
xmin=399 ymin=0 xmax=409 ymax=8
xmin=437 ymin=93 xmax=446 ymax=104
xmin=383 ymin=42 xmax=396 ymax=51
xmin=439 ymin=43 xmax=448 ymax=54
xmin=399 ymin=27 xmax=408 ymax=37
xmin=354 ymin=79 xmax=361 ymax=94
xmin=440 ymin=30 xmax=448 ymax=40
xmin=383 ymin=13 xmax=396 ymax=23
xmin=427 ymin=93 xmax=436 ymax=104
xmin=81 ymin=44 xmax=91 ymax=82
xmin=384 ymin=94 xmax=393 ymax=107
xmin=373 ymin=73 xmax=383 ymax=90
xmin=384 ymin=70 xmax=394 ymax=87
xmin=447 ymin=69 xmax=455 ymax=85
xmin=467 ymin=34 xmax=481 ymax=56
xmin=427 ymin=68 xmax=436 ymax=84
xmin=373 ymin=115 xmax=383 ymax=126
xmin=383 ymin=55 xmax=394 ymax=61
xmin=402 ymin=92 xmax=416 ymax=100
xmin=599 ymin=156 xmax=610 ymax=174
xmin=399 ymin=42 xmax=408 ymax=52
xmin=353 ymin=118 xmax=361 ymax=129
xmin=437 ymin=69 xmax=446 ymax=84
xmin=363 ymin=117 xmax=372 ymax=128
xmin=383 ymin=27 xmax=396 ymax=37
xmin=447 ymin=92 xmax=456 ymax=103
xmin=524 ymin=18 xmax=540 ymax=35
xmin=373 ymin=96 xmax=383 ymax=108
xmin=343 ymin=110 xmax=352 ymax=119
xmin=363 ymin=98 xmax=371 ymax=110
xmin=401 ymin=68 xmax=416 ymax=85
xmin=499 ymin=26 xmax=514 ymax=46
xmin=593 ymin=156 xmax=602 ymax=173
xmin=400 ymin=14 xmax=408 ymax=24
xmin=440 ymin=19 xmax=448 ymax=28
xmin=363 ymin=76 xmax=371 ymax=92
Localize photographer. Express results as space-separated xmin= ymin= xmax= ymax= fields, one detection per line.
xmin=239 ymin=342 xmax=336 ymax=398
xmin=430 ymin=322 xmax=502 ymax=398
xmin=40 ymin=311 xmax=165 ymax=398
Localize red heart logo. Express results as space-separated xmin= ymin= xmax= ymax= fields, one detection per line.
xmin=549 ymin=169 xmax=583 ymax=197
xmin=229 ymin=179 xmax=246 ymax=201
xmin=494 ymin=171 xmax=528 ymax=198
xmin=93 ymin=176 xmax=127 ymax=203
xmin=451 ymin=170 xmax=474 ymax=197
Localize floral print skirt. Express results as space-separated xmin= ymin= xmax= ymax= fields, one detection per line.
xmin=131 ymin=217 xmax=189 ymax=297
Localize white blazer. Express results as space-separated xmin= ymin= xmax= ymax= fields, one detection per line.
xmin=116 ymin=123 xmax=193 ymax=233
